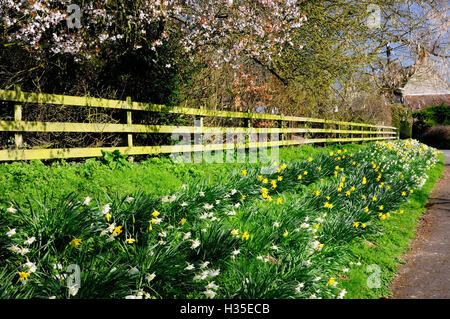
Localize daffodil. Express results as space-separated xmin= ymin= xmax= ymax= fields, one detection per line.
xmin=152 ymin=210 xmax=160 ymax=217
xmin=69 ymin=238 xmax=82 ymax=248
xmin=126 ymin=238 xmax=135 ymax=244
xmin=112 ymin=226 xmax=123 ymax=236
xmin=241 ymin=231 xmax=250 ymax=241
xmin=180 ymin=218 xmax=187 ymax=225
xmin=18 ymin=272 xmax=30 ymax=281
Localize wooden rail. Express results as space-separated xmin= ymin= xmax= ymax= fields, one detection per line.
xmin=0 ymin=86 xmax=398 ymax=161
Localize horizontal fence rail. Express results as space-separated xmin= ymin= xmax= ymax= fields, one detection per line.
xmin=0 ymin=86 xmax=398 ymax=161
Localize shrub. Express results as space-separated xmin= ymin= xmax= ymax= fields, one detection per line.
xmin=420 ymin=125 xmax=450 ymax=149
xmin=390 ymin=103 xmax=412 ymax=139
xmin=413 ymin=103 xmax=450 ymax=137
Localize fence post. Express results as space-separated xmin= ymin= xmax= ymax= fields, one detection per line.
xmin=126 ymin=97 xmax=133 ymax=148
xmin=14 ymin=85 xmax=23 ymax=149
xmin=194 ymin=105 xmax=204 ymax=163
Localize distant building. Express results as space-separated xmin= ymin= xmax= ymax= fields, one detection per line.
xmin=397 ymin=53 xmax=450 ymax=111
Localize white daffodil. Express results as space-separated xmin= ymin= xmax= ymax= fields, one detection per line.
xmin=203 ymin=289 xmax=217 ymax=299
xmin=203 ymin=203 xmax=214 ymax=210
xmin=128 ymin=267 xmax=140 ymax=275
xmin=146 ymin=273 xmax=156 ymax=282
xmin=24 ymin=237 xmax=36 ymax=245
xmin=232 ymin=249 xmax=240 ymax=255
xmin=206 ymin=282 xmax=219 ymax=290
xmin=226 ymin=210 xmax=236 ymax=216
xmin=53 ymin=263 xmax=63 ymax=270
xmin=273 ymin=222 xmax=280 ymax=228
xmin=19 ymin=247 xmax=29 ymax=255
xmin=183 ymin=232 xmax=191 ymax=240
xmin=82 ymin=197 xmax=91 ymax=206
xmin=24 ymin=261 xmax=37 ymax=273
xmin=338 ymin=289 xmax=347 ymax=299
xmin=208 ymin=269 xmax=220 ymax=278
xmin=185 ymin=263 xmax=195 ymax=271
xmin=68 ymin=285 xmax=79 ymax=296
xmin=101 ymin=203 xmax=111 ymax=215
xmin=295 ymin=282 xmax=304 ymax=294
xmin=158 ymin=231 xmax=167 ymax=237
xmin=8 ymin=245 xmax=20 ymax=254
xmin=200 ymin=261 xmax=210 ymax=269
xmin=6 ymin=228 xmax=16 ymax=237
xmin=230 ymin=189 xmax=237 ymax=195
xmin=191 ymin=239 xmax=201 ymax=249
xmin=7 ymin=205 xmax=17 ymax=213
xmin=181 ymin=202 xmax=188 ymax=207
xmin=124 ymin=196 xmax=135 ymax=203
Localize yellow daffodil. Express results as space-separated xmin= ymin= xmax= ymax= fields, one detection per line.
xmin=180 ymin=218 xmax=187 ymax=225
xmin=353 ymin=222 xmax=359 ymax=228
xmin=105 ymin=213 xmax=111 ymax=222
xmin=241 ymin=169 xmax=247 ymax=176
xmin=276 ymin=197 xmax=283 ymax=205
xmin=126 ymin=238 xmax=135 ymax=244
xmin=18 ymin=272 xmax=30 ymax=281
xmin=283 ymin=230 xmax=289 ymax=237
xmin=112 ymin=226 xmax=123 ymax=236
xmin=152 ymin=210 xmax=160 ymax=217
xmin=241 ymin=231 xmax=250 ymax=241
xmin=69 ymin=238 xmax=82 ymax=248
xmin=327 ymin=278 xmax=336 ymax=286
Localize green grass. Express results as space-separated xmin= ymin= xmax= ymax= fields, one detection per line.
xmin=0 ymin=143 xmax=363 ymax=210
xmin=0 ymin=140 xmax=443 ymax=299
xmin=341 ymin=154 xmax=445 ymax=298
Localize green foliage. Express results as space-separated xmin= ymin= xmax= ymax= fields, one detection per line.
xmin=0 ymin=140 xmax=442 ymax=299
xmin=390 ymin=103 xmax=412 ymax=139
xmin=341 ymin=153 xmax=445 ymax=298
xmin=413 ymin=103 xmax=450 ymax=136
xmin=413 ymin=103 xmax=450 ymax=148
xmin=100 ymin=150 xmax=131 ymax=169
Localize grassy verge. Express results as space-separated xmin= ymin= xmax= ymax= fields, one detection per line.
xmin=341 ymin=153 xmax=445 ymax=298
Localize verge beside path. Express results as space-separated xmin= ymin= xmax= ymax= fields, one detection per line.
xmin=390 ymin=150 xmax=450 ymax=299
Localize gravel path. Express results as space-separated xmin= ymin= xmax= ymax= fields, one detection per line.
xmin=390 ymin=150 xmax=450 ymax=299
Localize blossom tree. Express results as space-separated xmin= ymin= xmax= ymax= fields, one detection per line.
xmin=1 ymin=0 xmax=307 ymax=67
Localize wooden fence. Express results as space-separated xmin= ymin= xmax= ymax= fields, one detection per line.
xmin=0 ymin=86 xmax=398 ymax=161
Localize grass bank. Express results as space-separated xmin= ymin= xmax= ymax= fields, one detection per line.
xmin=341 ymin=153 xmax=445 ymax=298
